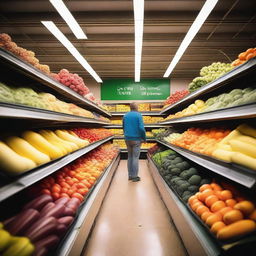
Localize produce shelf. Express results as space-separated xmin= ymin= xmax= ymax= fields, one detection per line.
xmin=156 ymin=139 xmax=256 ymax=189
xmin=111 ymin=111 xmax=163 ymax=116
xmin=0 ymin=48 xmax=111 ymax=117
xmin=106 ymin=124 xmax=166 ymax=129
xmin=55 ymin=153 xmax=120 ymax=256
xmin=0 ymin=102 xmax=110 ymax=125
xmin=147 ymin=155 xmax=222 ymax=256
xmin=159 ymin=103 xmax=256 ymax=124
xmin=120 ymin=149 xmax=148 ymax=153
xmin=0 ymin=136 xmax=114 ymax=202
xmin=160 ymin=57 xmax=256 ymax=115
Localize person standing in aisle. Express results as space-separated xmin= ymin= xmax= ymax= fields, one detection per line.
xmin=122 ymin=102 xmax=146 ymax=182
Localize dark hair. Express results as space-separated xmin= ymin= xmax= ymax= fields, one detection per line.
xmin=130 ymin=102 xmax=138 ymax=111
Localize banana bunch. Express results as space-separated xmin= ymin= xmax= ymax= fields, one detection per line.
xmin=0 ymin=224 xmax=34 ymax=256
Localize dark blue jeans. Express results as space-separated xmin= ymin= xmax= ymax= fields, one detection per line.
xmin=125 ymin=140 xmax=141 ymax=178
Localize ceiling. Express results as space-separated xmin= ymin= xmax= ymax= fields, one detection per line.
xmin=0 ymin=0 xmax=255 ymax=83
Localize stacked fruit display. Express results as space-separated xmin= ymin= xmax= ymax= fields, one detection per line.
xmin=109 ymin=129 xmax=123 ymax=135
xmin=163 ymin=89 xmax=189 ymax=108
xmin=188 ymin=62 xmax=233 ymax=92
xmin=152 ymin=149 xmax=211 ymax=202
xmin=0 ymin=129 xmax=90 ymax=175
xmin=188 ymin=182 xmax=256 ymax=241
xmin=165 ymin=127 xmax=231 ymax=156
xmin=231 ymin=48 xmax=256 ymax=67
xmin=0 ymin=143 xmax=118 ymax=255
xmin=113 ymin=139 xmax=156 ymax=149
xmin=164 ymin=87 xmax=256 ymax=121
xmin=116 ymin=104 xmax=130 ymax=112
xmin=110 ymin=119 xmax=122 ymax=125
xmin=212 ymin=124 xmax=256 ymax=170
xmin=71 ymin=128 xmax=113 ymax=143
xmin=0 ymin=33 xmax=51 ymax=74
xmin=0 ymin=82 xmax=95 ymax=118
xmin=152 ymin=128 xmax=167 ymax=136
xmin=146 ymin=131 xmax=154 ymax=138
xmin=142 ymin=116 xmax=164 ymax=124
xmin=138 ymin=103 xmax=150 ymax=111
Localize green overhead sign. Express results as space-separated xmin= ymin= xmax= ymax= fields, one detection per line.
xmin=101 ymin=79 xmax=170 ymax=100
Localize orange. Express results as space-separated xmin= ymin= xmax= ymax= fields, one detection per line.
xmin=249 ymin=210 xmax=256 ymax=221
xmin=206 ymin=212 xmax=222 ymax=227
xmin=205 ymin=195 xmax=219 ymax=207
xmin=219 ymin=190 xmax=233 ymax=201
xmin=191 ymin=201 xmax=203 ymax=212
xmin=234 ymin=200 xmax=255 ymax=216
xmin=196 ymin=205 xmax=210 ymax=217
xmin=199 ymin=189 xmax=215 ymax=202
xmin=199 ymin=184 xmax=212 ymax=192
xmin=226 ymin=199 xmax=237 ymax=208
xmin=211 ymin=201 xmax=226 ymax=212
xmin=201 ymin=211 xmax=213 ymax=222
xmin=211 ymin=183 xmax=222 ymax=191
xmin=188 ymin=195 xmax=198 ymax=205
xmin=214 ymin=190 xmax=222 ymax=200
xmin=218 ymin=207 xmax=233 ymax=217
xmin=223 ymin=209 xmax=243 ymax=225
xmin=195 ymin=192 xmax=201 ymax=199
xmin=210 ymin=221 xmax=226 ymax=235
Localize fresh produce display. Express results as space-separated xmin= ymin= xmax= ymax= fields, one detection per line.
xmin=163 ymin=89 xmax=189 ymax=107
xmin=143 ymin=116 xmax=164 ymax=124
xmin=231 ymin=47 xmax=256 ymax=67
xmin=150 ymin=148 xmax=211 ymax=202
xmin=165 ymin=99 xmax=205 ymax=120
xmin=109 ymin=129 xmax=123 ymax=135
xmin=113 ymin=139 xmax=156 ymax=149
xmin=0 ymin=228 xmax=35 ymax=256
xmin=146 ymin=131 xmax=154 ymax=138
xmin=164 ymin=87 xmax=256 ymax=121
xmin=152 ymin=128 xmax=167 ymax=136
xmin=138 ymin=103 xmax=150 ymax=111
xmin=164 ymin=133 xmax=182 ymax=143
xmin=71 ymin=128 xmax=113 ymax=143
xmin=0 ymin=129 xmax=90 ymax=175
xmin=188 ymin=181 xmax=256 ymax=241
xmin=110 ymin=118 xmax=122 ymax=125
xmin=188 ymin=62 xmax=233 ymax=92
xmin=212 ymin=124 xmax=256 ymax=170
xmin=116 ymin=104 xmax=130 ymax=112
xmin=167 ymin=127 xmax=231 ymax=156
xmin=0 ymin=143 xmax=118 ymax=255
xmin=0 ymin=82 xmax=95 ymax=118
xmin=0 ymin=33 xmax=51 ymax=74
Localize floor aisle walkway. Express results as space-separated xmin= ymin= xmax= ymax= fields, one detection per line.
xmin=83 ymin=160 xmax=188 ymax=256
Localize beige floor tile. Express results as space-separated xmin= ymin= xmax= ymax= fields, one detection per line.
xmin=83 ymin=160 xmax=188 ymax=256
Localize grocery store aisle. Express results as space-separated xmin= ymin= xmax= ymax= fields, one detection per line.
xmin=83 ymin=160 xmax=188 ymax=256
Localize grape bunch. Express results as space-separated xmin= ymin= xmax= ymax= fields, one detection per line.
xmin=188 ymin=62 xmax=233 ymax=93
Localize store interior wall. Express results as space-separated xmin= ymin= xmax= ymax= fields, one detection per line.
xmin=86 ymin=79 xmax=190 ymax=103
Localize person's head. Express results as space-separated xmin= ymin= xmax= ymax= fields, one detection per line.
xmin=130 ymin=102 xmax=138 ymax=111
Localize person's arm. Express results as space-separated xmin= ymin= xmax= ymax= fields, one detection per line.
xmin=138 ymin=114 xmax=146 ymax=141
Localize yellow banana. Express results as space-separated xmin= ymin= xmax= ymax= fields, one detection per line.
xmin=0 ymin=229 xmax=11 ymax=251
xmin=18 ymin=242 xmax=35 ymax=256
xmin=3 ymin=237 xmax=29 ymax=256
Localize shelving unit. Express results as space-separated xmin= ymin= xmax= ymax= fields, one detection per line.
xmin=148 ymin=155 xmax=223 ymax=256
xmin=0 ymin=48 xmax=111 ymax=117
xmin=0 ymin=102 xmax=110 ymax=124
xmin=160 ymin=57 xmax=256 ymax=115
xmin=156 ymin=139 xmax=256 ymax=189
xmin=55 ymin=153 xmax=120 ymax=256
xmin=0 ymin=136 xmax=114 ymax=203
xmin=159 ymin=103 xmax=256 ymax=124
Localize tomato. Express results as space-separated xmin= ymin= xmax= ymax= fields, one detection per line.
xmin=61 ymin=187 xmax=69 ymax=193
xmin=66 ymin=179 xmax=74 ymax=186
xmin=72 ymin=193 xmax=84 ymax=202
xmin=52 ymin=192 xmax=60 ymax=200
xmin=60 ymin=181 xmax=70 ymax=188
xmin=41 ymin=189 xmax=51 ymax=195
xmin=67 ymin=189 xmax=75 ymax=196
xmin=77 ymin=188 xmax=89 ymax=196
xmin=60 ymin=193 xmax=70 ymax=198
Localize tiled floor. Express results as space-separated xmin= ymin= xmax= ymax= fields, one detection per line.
xmin=83 ymin=160 xmax=188 ymax=256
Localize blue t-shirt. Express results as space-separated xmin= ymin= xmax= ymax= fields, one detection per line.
xmin=123 ymin=111 xmax=146 ymax=141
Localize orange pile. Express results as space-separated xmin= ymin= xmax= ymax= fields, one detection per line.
xmin=231 ymin=48 xmax=256 ymax=67
xmin=172 ymin=127 xmax=230 ymax=156
xmin=188 ymin=182 xmax=256 ymax=240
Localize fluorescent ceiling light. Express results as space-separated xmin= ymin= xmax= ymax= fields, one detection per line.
xmin=49 ymin=0 xmax=87 ymax=39
xmin=133 ymin=0 xmax=144 ymax=82
xmin=42 ymin=21 xmax=102 ymax=83
xmin=163 ymin=0 xmax=218 ymax=77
